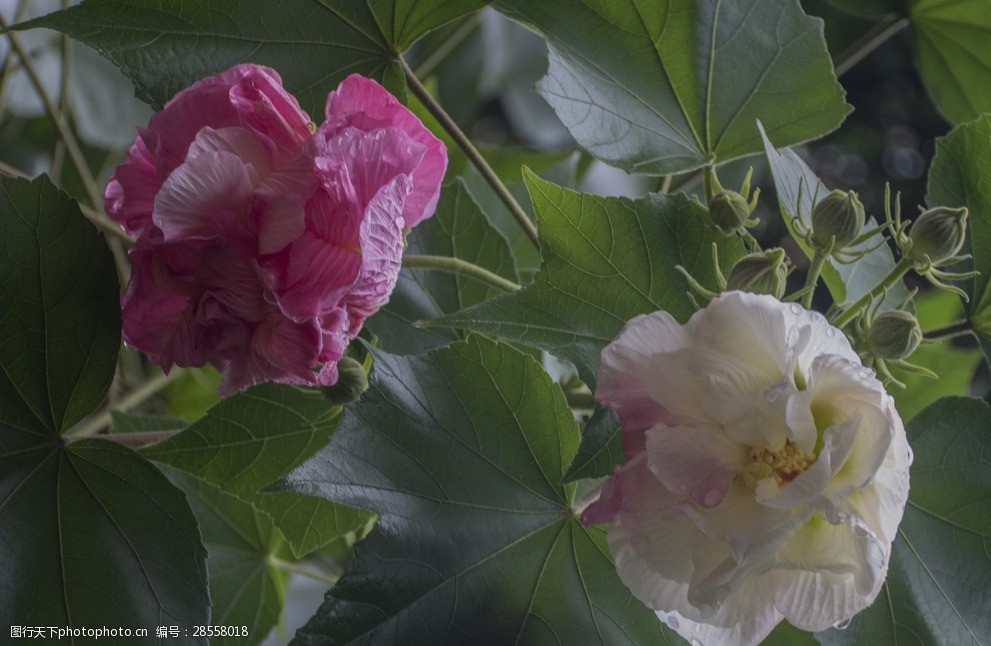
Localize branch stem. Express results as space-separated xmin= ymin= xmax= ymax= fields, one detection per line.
xmin=67 ymin=369 xmax=185 ymax=438
xmin=403 ymin=253 xmax=521 ymax=292
xmin=833 ymin=14 xmax=911 ymax=77
xmin=268 ymin=558 xmax=341 ymax=587
xmin=399 ymin=56 xmax=539 ymax=249
xmin=801 ymin=250 xmax=827 ymax=308
xmin=0 ymin=14 xmax=103 ymax=211
xmin=831 ymin=257 xmax=913 ymax=328
xmin=923 ymin=318 xmax=975 ymax=341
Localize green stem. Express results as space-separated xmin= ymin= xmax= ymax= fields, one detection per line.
xmin=831 ymin=257 xmax=913 ymax=329
xmin=66 ymin=369 xmax=184 ymax=438
xmin=403 ymin=254 xmax=521 ymax=292
xmin=81 ymin=430 xmax=181 ymax=448
xmin=0 ymin=14 xmax=103 ymax=212
xmin=923 ymin=318 xmax=975 ymax=341
xmin=399 ymin=56 xmax=540 ymax=250
xmin=50 ymin=0 xmax=72 ymax=181
xmin=833 ymin=14 xmax=911 ymax=77
xmin=801 ymin=250 xmax=827 ymax=309
xmin=268 ymin=557 xmax=340 ymax=586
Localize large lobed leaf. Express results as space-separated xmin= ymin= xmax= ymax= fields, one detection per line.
xmin=18 ymin=0 xmax=488 ymax=117
xmin=495 ymin=0 xmax=850 ymax=175
xmin=281 ymin=337 xmax=678 ymax=645
xmin=436 ymin=169 xmax=744 ymax=388
xmin=817 ymin=397 xmax=991 ymax=645
xmin=927 ymin=113 xmax=991 ymax=363
xmin=0 ymin=174 xmax=209 ymax=640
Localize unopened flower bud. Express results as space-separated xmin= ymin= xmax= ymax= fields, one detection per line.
xmin=811 ymin=189 xmax=865 ymax=251
xmin=709 ymin=190 xmax=751 ymax=235
xmin=726 ymin=248 xmax=788 ymax=299
xmin=907 ymin=206 xmax=968 ymax=266
xmin=321 ymin=357 xmax=369 ymax=404
xmin=867 ymin=310 xmax=922 ymax=360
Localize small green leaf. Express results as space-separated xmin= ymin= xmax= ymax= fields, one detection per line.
xmin=435 ymin=169 xmax=743 ymax=387
xmin=0 ymin=440 xmax=210 ymax=636
xmin=0 ymin=174 xmax=119 ymax=433
xmin=142 ymin=384 xmax=340 ymax=495
xmin=143 ymin=383 xmax=369 ymax=557
xmin=563 ymin=406 xmax=622 ymax=482
xmin=760 ymin=123 xmax=908 ymax=308
xmin=494 ymin=0 xmax=850 ymax=174
xmin=817 ymin=396 xmax=991 ymax=646
xmin=162 ymin=466 xmax=294 ymax=646
xmin=19 ymin=0 xmax=487 ymax=117
xmin=927 ymin=113 xmax=991 ymax=358
xmin=911 ymin=0 xmax=991 ymax=124
xmin=282 ymin=337 xmax=675 ymax=644
xmin=368 ymin=178 xmax=519 ymax=354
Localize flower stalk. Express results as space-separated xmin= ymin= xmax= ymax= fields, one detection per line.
xmin=402 ymin=254 xmax=521 ymax=292
xmin=831 ymin=256 xmax=913 ymax=329
xmin=399 ymin=56 xmax=540 ymax=249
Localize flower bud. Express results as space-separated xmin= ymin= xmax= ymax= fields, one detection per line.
xmin=907 ymin=206 xmax=968 ymax=266
xmin=726 ymin=248 xmax=788 ymax=299
xmin=321 ymin=357 xmax=369 ymax=404
xmin=811 ymin=189 xmax=865 ymax=251
xmin=709 ymin=190 xmax=751 ymax=235
xmin=867 ymin=310 xmax=922 ymax=360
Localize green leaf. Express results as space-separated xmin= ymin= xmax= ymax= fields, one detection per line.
xmin=435 ymin=169 xmax=744 ymax=387
xmin=162 ymin=466 xmax=294 ymax=646
xmin=282 ymin=337 xmax=676 ymax=644
xmin=0 ymin=174 xmax=119 ymax=433
xmin=927 ymin=113 xmax=991 ymax=357
xmin=910 ymin=0 xmax=991 ymax=124
xmin=563 ymin=406 xmax=622 ymax=482
xmin=367 ymin=178 xmax=519 ymax=354
xmin=888 ymin=289 xmax=981 ymax=421
xmin=494 ymin=0 xmax=850 ymax=174
xmin=143 ymin=383 xmax=369 ymax=557
xmin=19 ymin=0 xmax=487 ymax=117
xmin=760 ymin=123 xmax=909 ymax=308
xmin=817 ymin=396 xmax=991 ymax=646
xmin=0 ymin=440 xmax=210 ymax=636
xmin=1 ymin=174 xmax=209 ymax=637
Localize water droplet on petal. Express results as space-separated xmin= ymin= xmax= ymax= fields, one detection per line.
xmin=906 ymin=445 xmax=914 ymax=463
xmin=690 ymin=639 xmax=703 ymax=646
xmin=852 ymin=524 xmax=869 ymax=538
xmin=667 ymin=618 xmax=680 ymax=631
xmin=833 ymin=618 xmax=852 ymax=630
xmin=825 ymin=327 xmax=836 ymax=337
xmin=790 ymin=304 xmax=803 ymax=315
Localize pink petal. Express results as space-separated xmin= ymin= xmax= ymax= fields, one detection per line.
xmin=153 ymin=149 xmax=255 ymax=241
xmin=325 ymin=74 xmax=447 ymax=227
xmin=645 ymin=423 xmax=748 ymax=508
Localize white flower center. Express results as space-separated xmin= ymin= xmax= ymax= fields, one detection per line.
xmin=739 ymin=440 xmax=817 ymax=489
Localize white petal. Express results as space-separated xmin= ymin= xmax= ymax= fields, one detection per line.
xmin=646 ymin=423 xmax=747 ymax=508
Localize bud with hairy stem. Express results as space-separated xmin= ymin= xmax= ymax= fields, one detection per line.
xmin=811 ymin=189 xmax=865 ymax=252
xmin=907 ymin=206 xmax=968 ymax=267
xmin=867 ymin=310 xmax=922 ymax=361
xmin=709 ymin=190 xmax=752 ymax=235
xmin=726 ymin=248 xmax=789 ymax=299
xmin=321 ymin=357 xmax=369 ymax=404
